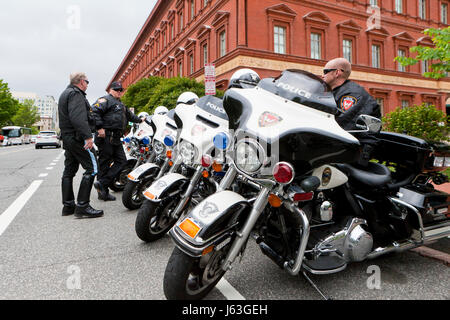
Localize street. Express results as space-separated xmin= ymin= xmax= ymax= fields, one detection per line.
xmin=0 ymin=144 xmax=448 ymax=300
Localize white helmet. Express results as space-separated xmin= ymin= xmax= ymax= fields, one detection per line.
xmin=153 ymin=106 xmax=169 ymax=115
xmin=177 ymin=92 xmax=199 ymax=105
xmin=228 ymin=68 xmax=261 ymax=89
xmin=137 ymin=111 xmax=149 ymax=118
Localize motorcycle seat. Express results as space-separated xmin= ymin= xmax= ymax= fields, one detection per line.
xmin=335 ymin=162 xmax=392 ymax=189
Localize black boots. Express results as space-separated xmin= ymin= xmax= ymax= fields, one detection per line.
xmin=74 ymin=174 xmax=104 ymax=219
xmin=94 ymin=181 xmax=116 ymax=201
xmin=62 ymin=178 xmax=76 ymax=216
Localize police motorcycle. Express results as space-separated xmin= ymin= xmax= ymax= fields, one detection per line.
xmin=135 ymin=94 xmax=229 ymax=243
xmin=163 ymin=69 xmax=450 ymax=300
xmin=122 ymin=106 xmax=180 ymax=210
xmin=110 ymin=112 xmax=153 ymax=192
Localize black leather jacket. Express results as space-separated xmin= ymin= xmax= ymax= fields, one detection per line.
xmin=58 ymin=85 xmax=95 ymax=140
xmin=333 ymin=80 xmax=381 ymax=130
xmin=91 ymin=94 xmax=140 ymax=133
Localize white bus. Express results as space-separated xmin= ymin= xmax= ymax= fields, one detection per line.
xmin=1 ymin=126 xmax=32 ymax=146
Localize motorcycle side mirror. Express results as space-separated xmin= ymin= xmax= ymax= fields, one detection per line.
xmin=348 ymin=115 xmax=382 ymax=134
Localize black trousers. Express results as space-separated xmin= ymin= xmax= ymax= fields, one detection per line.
xmin=61 ymin=134 xmax=98 ymax=206
xmin=95 ymin=135 xmax=127 ymax=189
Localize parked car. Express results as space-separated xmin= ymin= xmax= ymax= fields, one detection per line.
xmin=35 ymin=131 xmax=61 ymax=149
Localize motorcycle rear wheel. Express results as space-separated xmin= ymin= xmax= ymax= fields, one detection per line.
xmin=135 ymin=197 xmax=179 ymax=242
xmin=163 ymin=246 xmax=228 ymax=300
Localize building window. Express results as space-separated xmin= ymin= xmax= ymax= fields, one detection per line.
xmin=401 ymin=100 xmax=410 ymax=108
xmin=371 ymin=44 xmax=381 ymax=68
xmin=202 ymin=43 xmax=208 ymax=67
xmin=395 ymin=0 xmax=403 ymax=13
xmin=376 ymin=98 xmax=384 ymax=115
xmin=189 ymin=53 xmax=194 ymax=74
xmin=190 ymin=0 xmax=195 ymax=20
xmin=343 ymin=39 xmax=353 ymax=63
xmin=178 ymin=60 xmax=183 ymax=77
xmin=421 ymin=60 xmax=430 ymax=73
xmin=397 ymin=49 xmax=406 ymax=72
xmin=219 ymin=30 xmax=226 ymax=57
xmin=179 ymin=11 xmax=184 ymax=32
xmin=274 ymin=26 xmax=286 ymax=54
xmin=442 ymin=3 xmax=448 ymax=24
xmin=310 ymin=33 xmax=322 ymax=60
xmin=419 ymin=0 xmax=427 ymax=19
xmin=170 ymin=22 xmax=175 ymax=40
xmin=370 ymin=0 xmax=378 ymax=7
xmin=204 ymin=0 xmax=208 ymax=8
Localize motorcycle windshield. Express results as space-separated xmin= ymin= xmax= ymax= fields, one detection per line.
xmin=257 ymin=69 xmax=338 ymax=115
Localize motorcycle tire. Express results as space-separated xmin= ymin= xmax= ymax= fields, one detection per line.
xmin=135 ymin=197 xmax=180 ymax=243
xmin=110 ymin=164 xmax=135 ymax=192
xmin=163 ymin=246 xmax=228 ymax=300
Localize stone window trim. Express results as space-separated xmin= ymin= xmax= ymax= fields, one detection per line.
xmin=366 ymin=26 xmax=389 ymax=69
xmin=303 ymin=11 xmax=331 ymax=61
xmin=337 ymin=19 xmax=361 ymax=64
xmin=266 ymin=4 xmax=297 ymax=54
xmin=212 ymin=11 xmax=230 ymax=59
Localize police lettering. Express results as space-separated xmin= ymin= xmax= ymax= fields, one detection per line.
xmin=276 ymin=81 xmax=312 ymax=99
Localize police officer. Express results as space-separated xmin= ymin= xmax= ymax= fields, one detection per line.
xmin=322 ymin=58 xmax=381 ymax=165
xmin=58 ymin=72 xmax=104 ymax=219
xmin=92 ymin=81 xmax=143 ymax=201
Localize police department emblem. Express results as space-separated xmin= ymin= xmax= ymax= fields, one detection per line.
xmin=341 ymin=96 xmax=357 ymax=112
xmin=258 ymin=112 xmax=283 ymax=127
xmin=198 ymin=201 xmax=219 ymax=218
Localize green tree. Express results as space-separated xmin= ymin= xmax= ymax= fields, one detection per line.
xmin=12 ymin=99 xmax=40 ymax=128
xmin=395 ymin=26 xmax=450 ymax=79
xmin=121 ymin=76 xmax=164 ymax=114
xmin=0 ymin=79 xmax=19 ymax=127
xmin=383 ymin=103 xmax=449 ymax=142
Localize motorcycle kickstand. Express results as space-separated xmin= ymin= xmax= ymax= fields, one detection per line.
xmin=301 ymin=271 xmax=332 ymax=301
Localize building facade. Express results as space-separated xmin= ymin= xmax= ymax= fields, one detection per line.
xmin=12 ymin=92 xmax=59 ymax=130
xmin=109 ymin=0 xmax=450 ymax=115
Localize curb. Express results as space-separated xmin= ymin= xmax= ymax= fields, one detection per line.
xmin=411 ymin=246 xmax=450 ymax=266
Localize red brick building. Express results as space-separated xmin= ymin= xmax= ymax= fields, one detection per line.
xmin=109 ymin=0 xmax=450 ymax=114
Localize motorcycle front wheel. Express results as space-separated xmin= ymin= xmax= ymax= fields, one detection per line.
xmin=135 ymin=197 xmax=180 ymax=242
xmin=122 ymin=176 xmax=155 ymax=210
xmin=163 ymin=245 xmax=229 ymax=300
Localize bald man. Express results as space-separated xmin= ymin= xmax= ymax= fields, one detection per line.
xmin=322 ymin=58 xmax=380 ymax=131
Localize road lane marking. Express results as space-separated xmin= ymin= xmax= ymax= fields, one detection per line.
xmin=46 ymin=167 xmax=54 ymax=170
xmin=0 ymin=180 xmax=43 ymax=237
xmin=216 ymin=278 xmax=246 ymax=300
xmin=39 ymin=173 xmax=48 ymax=178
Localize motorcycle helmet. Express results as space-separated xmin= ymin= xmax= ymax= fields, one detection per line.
xmin=153 ymin=106 xmax=169 ymax=115
xmin=177 ymin=92 xmax=199 ymax=105
xmin=137 ymin=112 xmax=149 ymax=118
xmin=228 ymin=68 xmax=261 ymax=89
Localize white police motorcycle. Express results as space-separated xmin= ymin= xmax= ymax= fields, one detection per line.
xmin=135 ymin=95 xmax=229 ymax=243
xmin=122 ymin=106 xmax=177 ymax=209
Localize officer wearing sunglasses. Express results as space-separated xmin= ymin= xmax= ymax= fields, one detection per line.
xmin=91 ymin=82 xmax=143 ymax=201
xmin=322 ymin=58 xmax=381 ymax=166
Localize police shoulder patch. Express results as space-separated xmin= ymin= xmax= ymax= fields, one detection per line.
xmin=340 ymin=96 xmax=357 ymax=112
xmin=97 ymin=98 xmax=107 ymax=104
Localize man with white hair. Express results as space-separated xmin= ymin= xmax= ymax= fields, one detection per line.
xmin=58 ymin=72 xmax=104 ymax=219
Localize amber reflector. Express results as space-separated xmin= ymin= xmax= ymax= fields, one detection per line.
xmin=268 ymin=194 xmax=282 ymax=208
xmin=144 ymin=191 xmax=155 ymax=200
xmin=179 ymin=219 xmax=201 ymax=239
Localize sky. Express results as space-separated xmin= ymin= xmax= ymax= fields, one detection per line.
xmin=0 ymin=0 xmax=157 ymax=104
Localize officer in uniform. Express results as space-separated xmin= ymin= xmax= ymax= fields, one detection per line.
xmin=92 ymin=81 xmax=143 ymax=201
xmin=58 ymin=72 xmax=104 ymax=219
xmin=322 ymin=58 xmax=381 ymax=165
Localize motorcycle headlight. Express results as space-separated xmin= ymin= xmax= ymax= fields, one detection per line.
xmin=179 ymin=141 xmax=197 ymax=166
xmin=235 ymin=140 xmax=264 ymax=173
xmin=154 ymin=140 xmax=165 ymax=155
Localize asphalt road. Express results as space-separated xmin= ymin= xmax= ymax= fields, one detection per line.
xmin=0 ymin=144 xmax=448 ymax=301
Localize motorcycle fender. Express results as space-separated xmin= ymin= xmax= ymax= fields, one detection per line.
xmin=170 ymin=191 xmax=250 ymax=257
xmin=143 ymin=173 xmax=188 ymax=202
xmin=127 ymin=163 xmax=159 ymax=182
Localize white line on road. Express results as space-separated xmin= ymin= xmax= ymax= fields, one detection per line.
xmin=46 ymin=167 xmax=54 ymax=170
xmin=216 ymin=278 xmax=246 ymax=300
xmin=39 ymin=173 xmax=48 ymax=178
xmin=0 ymin=180 xmax=43 ymax=237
